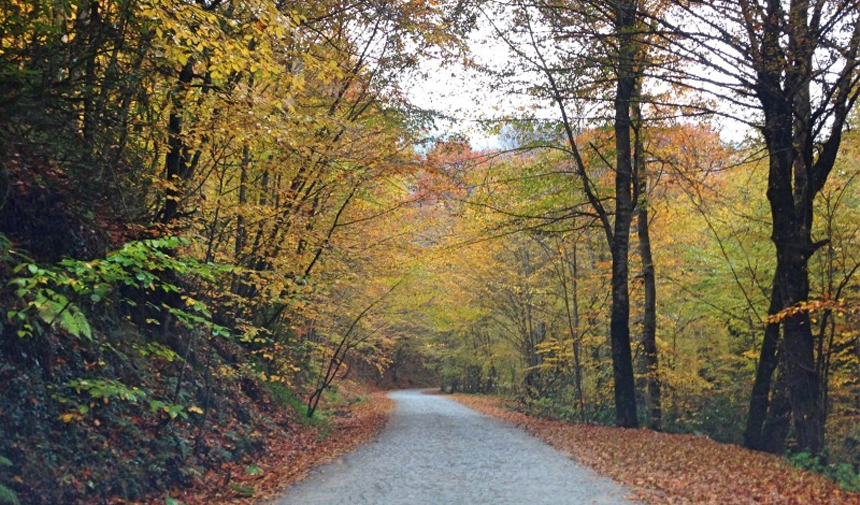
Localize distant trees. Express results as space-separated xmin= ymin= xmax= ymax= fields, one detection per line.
xmin=425 ymin=115 xmax=860 ymax=463
xmin=430 ymin=0 xmax=860 ymax=457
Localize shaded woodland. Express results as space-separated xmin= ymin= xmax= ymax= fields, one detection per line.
xmin=0 ymin=0 xmax=858 ymax=503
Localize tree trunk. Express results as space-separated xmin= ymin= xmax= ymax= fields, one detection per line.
xmin=762 ymin=92 xmax=824 ymax=453
xmin=744 ymin=0 xmax=860 ymax=455
xmin=609 ymin=0 xmax=639 ymax=429
xmin=744 ymin=273 xmax=783 ymax=450
xmin=534 ymin=0 xmax=643 ymax=428
xmin=564 ymin=242 xmax=586 ymax=423
xmin=761 ymin=356 xmax=792 ymax=454
xmin=779 ymin=255 xmax=823 ymax=452
xmin=633 ymin=87 xmax=660 ymax=431
xmin=161 ymin=60 xmax=195 ymax=225
xmin=235 ymin=143 xmax=250 ymax=258
xmin=637 ymin=199 xmax=660 ymax=430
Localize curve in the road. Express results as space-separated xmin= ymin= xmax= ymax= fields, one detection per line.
xmin=271 ymin=389 xmax=641 ymax=505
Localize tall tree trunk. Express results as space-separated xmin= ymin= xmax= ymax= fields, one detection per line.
xmin=609 ymin=0 xmax=639 ymax=428
xmin=765 ymin=127 xmax=824 ymax=452
xmin=636 ymin=191 xmax=660 ymax=429
xmin=633 ymin=86 xmax=660 ymax=431
xmin=661 ymin=0 xmax=860 ymax=457
xmin=563 ymin=242 xmax=586 ymax=423
xmin=530 ymin=0 xmax=645 ymax=427
xmin=745 ymin=0 xmax=860 ymax=455
xmin=761 ymin=69 xmax=824 ymax=453
xmin=781 ymin=0 xmax=824 ymax=452
xmin=779 ymin=253 xmax=823 ymax=452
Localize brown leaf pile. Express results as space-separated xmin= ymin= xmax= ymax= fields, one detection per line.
xmin=133 ymin=391 xmax=394 ymax=505
xmin=452 ymin=395 xmax=860 ymax=505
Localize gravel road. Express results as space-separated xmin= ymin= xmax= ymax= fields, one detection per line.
xmin=271 ymin=389 xmax=640 ymax=505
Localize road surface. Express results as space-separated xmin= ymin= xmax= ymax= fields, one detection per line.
xmin=271 ymin=389 xmax=640 ymax=505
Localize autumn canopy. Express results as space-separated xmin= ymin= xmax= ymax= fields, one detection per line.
xmin=0 ymin=0 xmax=858 ymax=504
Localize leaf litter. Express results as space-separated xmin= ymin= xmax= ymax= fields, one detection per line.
xmin=451 ymin=394 xmax=859 ymax=505
xmin=129 ymin=389 xmax=393 ymax=505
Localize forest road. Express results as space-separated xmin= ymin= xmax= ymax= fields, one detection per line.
xmin=271 ymin=389 xmax=641 ymax=505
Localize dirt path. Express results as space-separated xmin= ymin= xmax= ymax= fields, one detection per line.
xmin=270 ymin=389 xmax=640 ymax=505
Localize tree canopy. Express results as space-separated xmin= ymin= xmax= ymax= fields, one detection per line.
xmin=1 ymin=0 xmax=859 ymax=503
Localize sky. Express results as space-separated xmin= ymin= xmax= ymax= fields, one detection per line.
xmin=403 ymin=17 xmax=534 ymax=151
xmin=403 ymin=11 xmax=756 ymax=151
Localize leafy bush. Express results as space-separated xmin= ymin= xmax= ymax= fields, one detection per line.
xmin=0 ymin=237 xmax=263 ymax=504
xmin=523 ymin=396 xmax=580 ymax=422
xmin=7 ymin=237 xmax=234 ymax=343
xmin=788 ymin=452 xmax=860 ymax=492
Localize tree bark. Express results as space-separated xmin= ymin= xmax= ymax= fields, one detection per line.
xmin=161 ymin=60 xmax=195 ymax=225
xmin=636 ymin=192 xmax=660 ymax=430
xmin=662 ymin=0 xmax=860 ymax=455
xmin=633 ymin=85 xmax=660 ymax=431
xmin=609 ymin=0 xmax=639 ymax=429
xmin=744 ymin=0 xmax=859 ymax=454
xmin=519 ymin=0 xmax=643 ymax=427
xmin=763 ymin=104 xmax=824 ymax=452
xmin=761 ymin=355 xmax=792 ymax=454
xmin=743 ymin=273 xmax=783 ymax=450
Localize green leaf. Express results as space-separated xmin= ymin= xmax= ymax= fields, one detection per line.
xmin=0 ymin=484 xmax=19 ymax=505
xmin=244 ymin=464 xmax=264 ymax=476
xmin=57 ymin=305 xmax=92 ymax=341
xmin=229 ymin=484 xmax=254 ymax=497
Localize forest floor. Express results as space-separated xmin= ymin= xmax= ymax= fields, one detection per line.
xmin=129 ymin=385 xmax=394 ymax=505
xmin=451 ymin=395 xmax=860 ymax=505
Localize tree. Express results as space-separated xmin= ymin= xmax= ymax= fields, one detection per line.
xmin=606 ymin=0 xmax=643 ymax=428
xmin=662 ymin=0 xmax=860 ymax=453
xmin=476 ymin=0 xmax=671 ymax=427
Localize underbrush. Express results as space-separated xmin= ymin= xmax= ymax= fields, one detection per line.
xmin=265 ymin=382 xmax=327 ymax=427
xmin=0 ymin=323 xmax=296 ymax=505
xmin=788 ymin=452 xmax=860 ymax=493
xmin=0 ymin=233 xmax=363 ymax=505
